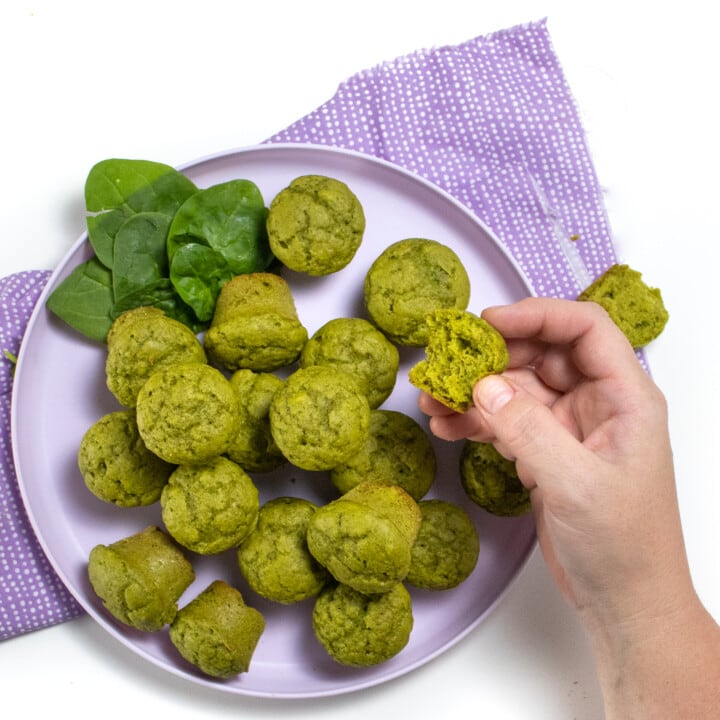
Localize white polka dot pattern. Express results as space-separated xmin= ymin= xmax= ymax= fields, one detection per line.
xmin=1 ymin=271 xmax=83 ymax=639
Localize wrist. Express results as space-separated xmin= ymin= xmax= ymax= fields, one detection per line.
xmin=586 ymin=589 xmax=720 ymax=719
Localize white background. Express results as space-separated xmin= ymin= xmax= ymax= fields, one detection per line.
xmin=1 ymin=1 xmax=718 ymax=718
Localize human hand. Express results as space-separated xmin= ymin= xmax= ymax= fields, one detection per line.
xmin=423 ymin=296 xmax=684 ymax=619
xmin=420 ymin=297 xmax=720 ymax=717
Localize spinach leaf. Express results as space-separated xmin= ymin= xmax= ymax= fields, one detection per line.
xmin=85 ymin=159 xmax=197 ymax=269
xmin=169 ymin=242 xmax=236 ymax=323
xmin=87 ymin=207 xmax=130 ymax=269
xmin=111 ymin=278 xmax=208 ymax=334
xmin=112 ymin=212 xmax=171 ymax=303
xmin=47 ymin=159 xmax=278 ymax=344
xmin=167 ymin=179 xmax=274 ymax=275
xmin=46 ymin=257 xmax=115 ymax=342
xmin=85 ymin=158 xmax=198 ymax=216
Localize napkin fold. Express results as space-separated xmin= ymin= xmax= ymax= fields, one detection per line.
xmin=1 ymin=18 xmax=619 ymax=640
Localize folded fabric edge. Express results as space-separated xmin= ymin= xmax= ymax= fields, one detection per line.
xmin=345 ymin=17 xmax=551 ymax=84
xmin=1 ymin=605 xmax=85 ymax=643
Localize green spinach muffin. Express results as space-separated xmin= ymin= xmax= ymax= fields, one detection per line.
xmin=135 ymin=362 xmax=240 ymax=465
xmin=203 ymin=272 xmax=308 ymax=372
xmin=299 ymin=317 xmax=399 ymax=408
xmin=330 ymin=409 xmax=436 ymax=500
xmin=106 ymin=305 xmax=166 ymax=343
xmin=266 ymin=174 xmax=365 ymax=275
xmin=364 ymin=238 xmax=471 ymax=346
xmin=237 ymin=497 xmax=330 ymax=604
xmin=406 ymin=499 xmax=480 ymax=590
xmin=87 ymin=526 xmax=195 ymax=632
xmin=212 ymin=271 xmax=299 ymax=322
xmin=78 ymin=409 xmax=174 ymax=507
xmin=227 ymin=369 xmax=286 ymax=473
xmin=161 ymin=456 xmax=260 ymax=555
xmin=312 ymin=582 xmax=413 ymax=667
xmin=577 ymin=263 xmax=669 ymax=348
xmin=408 ymin=308 xmax=509 ymax=412
xmin=169 ymin=580 xmax=265 ymax=677
xmin=105 ymin=306 xmax=207 ymax=407
xmin=459 ymin=440 xmax=531 ymax=516
xmin=306 ymin=482 xmax=421 ymax=595
xmin=269 ymin=365 xmax=371 ymax=471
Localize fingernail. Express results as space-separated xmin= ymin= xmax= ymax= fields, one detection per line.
xmin=474 ymin=375 xmax=514 ymax=414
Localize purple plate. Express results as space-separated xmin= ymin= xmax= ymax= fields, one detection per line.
xmin=12 ymin=144 xmax=536 ymax=698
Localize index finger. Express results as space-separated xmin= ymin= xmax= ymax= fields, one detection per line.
xmin=481 ymin=297 xmax=644 ymax=383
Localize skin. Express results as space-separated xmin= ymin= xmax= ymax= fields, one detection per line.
xmin=419 ymin=297 xmax=720 ymax=718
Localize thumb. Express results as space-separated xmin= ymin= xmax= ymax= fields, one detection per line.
xmin=472 ymin=375 xmax=587 ymax=491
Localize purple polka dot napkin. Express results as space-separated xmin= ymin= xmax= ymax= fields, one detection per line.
xmin=1 ymin=271 xmax=84 ymax=640
xmin=268 ymin=18 xmax=617 ymax=298
xmin=1 ymin=18 xmax=620 ymax=639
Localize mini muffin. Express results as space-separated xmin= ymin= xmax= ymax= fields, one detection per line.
xmin=342 ymin=481 xmax=422 ymax=546
xmin=169 ymin=580 xmax=265 ymax=677
xmin=135 ymin=362 xmax=239 ymax=465
xmin=105 ymin=306 xmax=207 ymax=407
xmin=266 ymin=174 xmax=365 ymax=275
xmin=577 ymin=263 xmax=669 ymax=348
xmin=306 ymin=482 xmax=421 ymax=595
xmin=206 ymin=313 xmax=308 ymax=373
xmin=87 ymin=526 xmax=195 ymax=632
xmin=237 ymin=497 xmax=330 ymax=604
xmin=269 ymin=365 xmax=371 ymax=471
xmin=78 ymin=409 xmax=174 ymax=507
xmin=211 ymin=272 xmax=298 ymax=324
xmin=227 ymin=369 xmax=286 ymax=472
xmin=106 ymin=305 xmax=165 ymax=344
xmin=330 ymin=410 xmax=436 ymax=500
xmin=312 ymin=582 xmax=413 ymax=667
xmin=161 ymin=457 xmax=259 ymax=555
xmin=406 ymin=499 xmax=480 ymax=591
xmin=409 ymin=308 xmax=509 ymax=412
xmin=459 ymin=440 xmax=531 ymax=516
xmin=204 ymin=272 xmax=308 ymax=372
xmin=299 ymin=317 xmax=399 ymax=408
xmin=364 ymin=238 xmax=471 ymax=346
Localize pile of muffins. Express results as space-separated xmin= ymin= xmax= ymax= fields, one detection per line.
xmin=79 ymin=170 xmax=670 ymax=680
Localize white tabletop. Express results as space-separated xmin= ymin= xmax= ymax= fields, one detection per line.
xmin=2 ymin=1 xmax=718 ymax=718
